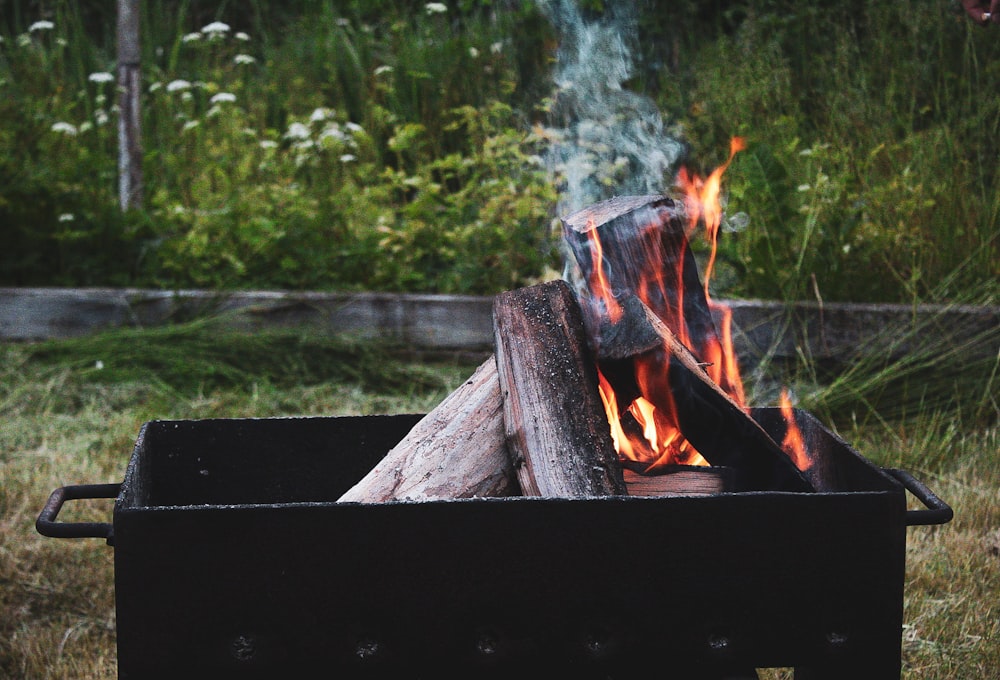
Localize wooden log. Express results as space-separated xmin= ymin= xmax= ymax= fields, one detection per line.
xmin=622 ymin=465 xmax=732 ymax=497
xmin=561 ymin=194 xmax=720 ymax=363
xmin=493 ymin=280 xmax=628 ymax=497
xmin=337 ymin=358 xmax=515 ymax=502
xmin=605 ymin=298 xmax=813 ymax=493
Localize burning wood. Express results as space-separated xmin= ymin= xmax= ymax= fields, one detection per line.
xmin=561 ymin=193 xmax=813 ymax=492
xmin=605 ymin=294 xmax=811 ymax=492
xmin=341 ymin=154 xmax=819 ymax=501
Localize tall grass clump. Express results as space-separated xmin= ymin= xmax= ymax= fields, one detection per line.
xmin=655 ymin=0 xmax=1000 ymax=304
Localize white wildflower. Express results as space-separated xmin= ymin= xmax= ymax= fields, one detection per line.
xmin=166 ymin=79 xmax=191 ymax=92
xmin=210 ymin=92 xmax=236 ymax=104
xmin=336 ymin=18 xmax=351 ymax=27
xmin=148 ymin=81 xmax=163 ymax=93
xmin=374 ymin=65 xmax=393 ymax=76
xmin=95 ymin=360 xmax=104 ymax=370
xmin=233 ymin=53 xmax=256 ymax=65
xmin=340 ymin=154 xmax=356 ymax=163
xmin=842 ymin=244 xmax=851 ymax=255
xmin=285 ymin=122 xmax=311 ymax=140
xmin=260 ymin=140 xmax=278 ymax=149
xmin=17 ymin=34 xmax=32 ymax=48
xmin=234 ymin=31 xmax=250 ymax=41
xmin=201 ymin=21 xmax=231 ymax=35
xmin=78 ymin=121 xmax=93 ymax=133
xmin=468 ymin=46 xmax=479 ymax=58
xmin=345 ymin=122 xmax=363 ymax=134
xmin=797 ymin=184 xmax=811 ymax=192
xmin=51 ymin=121 xmax=78 ymax=135
xmin=181 ymin=91 xmax=193 ymax=102
xmin=182 ymin=120 xmax=200 ymax=132
xmin=181 ymin=32 xmax=202 ymax=43
xmin=320 ymin=125 xmax=345 ymax=142
xmin=425 ymin=3 xmax=447 ymax=14
xmin=56 ymin=38 xmax=67 ymax=47
xmin=58 ymin=213 xmax=75 ymax=222
xmin=490 ymin=41 xmax=503 ymax=54
xmin=29 ymin=20 xmax=55 ymax=32
xmin=94 ymin=109 xmax=109 ymax=126
xmin=89 ymin=71 xmax=115 ymax=84
xmin=310 ymin=107 xmax=330 ymax=123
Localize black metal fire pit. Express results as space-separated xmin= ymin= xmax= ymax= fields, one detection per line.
xmin=37 ymin=409 xmax=951 ymax=679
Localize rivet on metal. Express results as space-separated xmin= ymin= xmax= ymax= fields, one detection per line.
xmin=354 ymin=638 xmax=381 ymax=660
xmin=826 ymin=631 xmax=849 ymax=648
xmin=583 ymin=630 xmax=610 ymax=657
xmin=707 ymin=634 xmax=731 ymax=653
xmin=230 ymin=634 xmax=256 ymax=662
xmin=476 ymin=633 xmax=499 ymax=656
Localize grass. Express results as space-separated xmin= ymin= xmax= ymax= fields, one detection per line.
xmin=1 ymin=324 xmax=997 ymax=678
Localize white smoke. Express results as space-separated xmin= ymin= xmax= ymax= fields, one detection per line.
xmin=538 ymin=0 xmax=684 ymax=215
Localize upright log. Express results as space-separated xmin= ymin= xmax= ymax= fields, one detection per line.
xmin=338 ymin=358 xmax=515 ymax=502
xmin=562 ymin=195 xmax=812 ymax=492
xmin=562 ymin=194 xmax=720 ymax=361
xmin=493 ymin=280 xmax=628 ymax=497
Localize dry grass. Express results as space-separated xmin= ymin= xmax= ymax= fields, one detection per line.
xmin=1 ymin=340 xmax=997 ymax=678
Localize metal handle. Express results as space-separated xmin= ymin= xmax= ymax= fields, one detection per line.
xmin=36 ymin=483 xmax=120 ymax=545
xmin=884 ymin=468 xmax=954 ymax=526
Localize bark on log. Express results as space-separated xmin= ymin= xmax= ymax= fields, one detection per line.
xmin=337 ymin=358 xmax=515 ymax=502
xmin=606 ymin=299 xmax=813 ymax=493
xmin=493 ymin=280 xmax=628 ymax=497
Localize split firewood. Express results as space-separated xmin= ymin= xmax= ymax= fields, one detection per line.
xmin=493 ymin=280 xmax=628 ymax=498
xmin=602 ymin=297 xmax=813 ymax=493
xmin=561 ymin=194 xmax=720 ymax=361
xmin=622 ymin=465 xmax=732 ymax=497
xmin=337 ymin=358 xmax=516 ymax=502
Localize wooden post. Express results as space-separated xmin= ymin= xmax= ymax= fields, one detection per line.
xmin=117 ymin=0 xmax=142 ymax=210
xmin=493 ymin=280 xmax=628 ymax=498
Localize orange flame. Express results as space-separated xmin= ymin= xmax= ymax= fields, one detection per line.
xmin=677 ymin=136 xmax=748 ymax=409
xmin=779 ymin=388 xmax=812 ymax=472
xmin=591 ymin=137 xmax=747 ymax=472
xmin=586 ymin=220 xmax=623 ymax=324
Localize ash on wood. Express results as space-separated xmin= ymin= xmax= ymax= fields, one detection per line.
xmin=338 ymin=358 xmax=515 ymax=502
xmin=493 ymin=280 xmax=628 ymax=497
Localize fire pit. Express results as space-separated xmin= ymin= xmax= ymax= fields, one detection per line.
xmin=37 ymin=192 xmax=952 ymax=678
xmin=38 ymin=410 xmax=950 ymax=678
